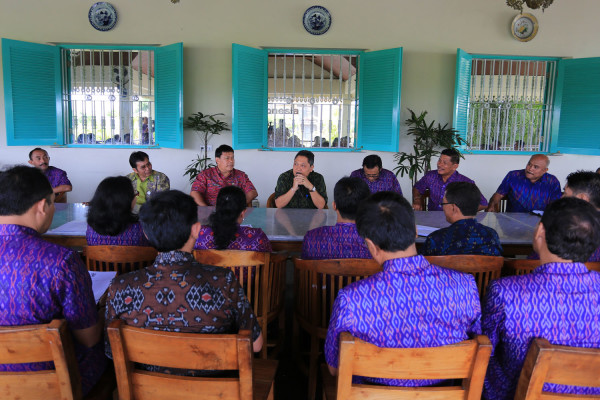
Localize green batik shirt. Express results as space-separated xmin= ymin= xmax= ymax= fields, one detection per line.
xmin=127 ymin=170 xmax=170 ymax=205
xmin=274 ymin=169 xmax=327 ymax=209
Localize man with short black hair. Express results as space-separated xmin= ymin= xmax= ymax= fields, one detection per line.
xmin=301 ymin=177 xmax=371 ymax=259
xmin=483 ymin=197 xmax=600 ymax=399
xmin=127 ymin=151 xmax=170 ymax=205
xmin=0 ymin=166 xmax=105 ymax=395
xmin=422 ymin=182 xmax=502 ymax=256
xmin=324 ymin=191 xmax=481 ymax=385
xmin=350 ymin=154 xmax=402 ymax=195
xmin=28 ymin=147 xmax=72 ymax=201
xmin=274 ymin=150 xmax=327 ymax=209
xmin=105 ymin=190 xmax=263 ymax=366
xmin=413 ymin=148 xmax=487 ymax=211
xmin=191 ymin=144 xmax=257 ymax=206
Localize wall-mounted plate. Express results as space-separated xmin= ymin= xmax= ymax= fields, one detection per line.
xmin=89 ymin=2 xmax=118 ymax=32
xmin=303 ymin=6 xmax=331 ymax=35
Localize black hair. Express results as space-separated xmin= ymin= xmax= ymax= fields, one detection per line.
xmin=129 ymin=151 xmax=149 ymax=169
xmin=139 ymin=190 xmax=198 ymax=252
xmin=362 ymin=155 xmax=382 ymax=169
xmin=596 ymin=167 xmax=600 ymax=174
xmin=441 ymin=148 xmax=460 ymax=165
xmin=209 ymin=186 xmax=246 ymax=250
xmin=215 ymin=144 xmax=234 ymax=159
xmin=356 ymin=191 xmax=416 ymax=252
xmin=87 ymin=176 xmax=137 ymax=236
xmin=541 ymin=197 xmax=600 ymax=262
xmin=566 ymin=170 xmax=600 ymax=209
xmin=295 ymin=150 xmax=315 ymax=166
xmin=334 ymin=177 xmax=371 ymax=220
xmin=0 ymin=166 xmax=53 ymax=216
xmin=28 ymin=148 xmax=47 ymax=160
xmin=444 ymin=182 xmax=481 ymax=217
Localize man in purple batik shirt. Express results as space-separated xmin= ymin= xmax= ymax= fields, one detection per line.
xmin=28 ymin=148 xmax=72 ymax=202
xmin=483 ymin=197 xmax=600 ymax=400
xmin=0 ymin=166 xmax=105 ymax=396
xmin=324 ymin=192 xmax=481 ymax=387
xmin=302 ymin=177 xmax=371 ymax=260
xmin=413 ymin=148 xmax=487 ymax=211
xmin=350 ymin=154 xmax=403 ymax=195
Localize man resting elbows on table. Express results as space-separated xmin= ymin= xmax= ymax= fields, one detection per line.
xmin=274 ymin=150 xmax=327 ymax=209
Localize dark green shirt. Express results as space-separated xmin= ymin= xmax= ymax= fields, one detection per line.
xmin=274 ymin=169 xmax=327 ymax=209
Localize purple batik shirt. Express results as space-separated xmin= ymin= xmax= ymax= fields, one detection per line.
xmin=301 ymin=222 xmax=371 ymax=260
xmin=496 ymin=169 xmax=561 ymax=212
xmin=44 ymin=166 xmax=71 ymax=189
xmin=0 ymin=224 xmax=105 ymax=395
xmin=325 ymin=255 xmax=481 ymax=387
xmin=414 ymin=170 xmax=487 ymax=211
xmin=86 ymin=222 xmax=151 ymax=247
xmin=482 ymin=262 xmax=600 ymax=400
xmin=194 ymin=225 xmax=272 ymax=252
xmin=349 ymin=168 xmax=403 ymax=195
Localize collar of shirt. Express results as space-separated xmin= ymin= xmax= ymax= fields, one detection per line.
xmin=382 ymin=254 xmax=430 ymax=275
xmin=0 ymin=223 xmax=39 ymax=237
xmin=135 ymin=171 xmax=155 ymax=182
xmin=451 ymin=218 xmax=477 ymax=228
xmin=533 ymin=261 xmax=590 ymax=275
xmin=154 ymin=250 xmax=195 ymax=265
xmin=216 ymin=167 xmax=236 ymax=180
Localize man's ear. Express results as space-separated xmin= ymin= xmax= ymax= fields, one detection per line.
xmin=28 ymin=160 xmax=35 ymax=166
xmin=576 ymin=192 xmax=590 ymax=203
xmin=532 ymin=221 xmax=547 ymax=253
xmin=332 ymin=201 xmax=337 ymax=212
xmin=364 ymin=238 xmax=379 ymax=258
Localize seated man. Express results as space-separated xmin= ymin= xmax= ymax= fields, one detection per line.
xmin=413 ymin=148 xmax=487 ymax=211
xmin=274 ymin=150 xmax=327 ymax=209
xmin=0 ymin=166 xmax=105 ymax=395
xmin=190 ymin=144 xmax=258 ymax=206
xmin=486 ymin=154 xmax=561 ymax=212
xmin=127 ymin=151 xmax=170 ymax=206
xmin=421 ymin=182 xmax=502 ymax=256
xmin=324 ymin=192 xmax=481 ymax=386
xmin=28 ymin=147 xmax=72 ymax=201
xmin=350 ymin=154 xmax=403 ymax=195
xmin=301 ymin=177 xmax=371 ymax=259
xmin=105 ymin=190 xmax=263 ymax=370
xmin=483 ymin=197 xmax=600 ymax=399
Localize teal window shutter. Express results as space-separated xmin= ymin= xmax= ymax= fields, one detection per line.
xmin=550 ymin=57 xmax=600 ymax=155
xmin=356 ymin=47 xmax=402 ymax=152
xmin=232 ymin=44 xmax=267 ymax=150
xmin=453 ymin=48 xmax=472 ymax=145
xmin=2 ymin=38 xmax=63 ymax=146
xmin=154 ymin=42 xmax=183 ymax=149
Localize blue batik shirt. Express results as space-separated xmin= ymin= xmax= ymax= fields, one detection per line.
xmin=325 ymin=255 xmax=482 ymax=387
xmin=349 ymin=168 xmax=403 ymax=195
xmin=301 ymin=222 xmax=371 ymax=260
xmin=496 ymin=169 xmax=561 ymax=212
xmin=421 ymin=218 xmax=503 ymax=256
xmin=482 ymin=262 xmax=600 ymax=400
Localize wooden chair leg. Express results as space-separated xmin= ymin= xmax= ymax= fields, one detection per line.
xmin=307 ymin=334 xmax=320 ymax=400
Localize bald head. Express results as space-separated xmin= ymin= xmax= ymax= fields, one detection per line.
xmin=525 ymin=154 xmax=549 ymax=183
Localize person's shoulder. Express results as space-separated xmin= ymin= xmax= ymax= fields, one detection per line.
xmin=278 ymin=169 xmax=293 ymax=178
xmin=304 ymin=225 xmax=330 ymax=239
xmin=310 ymin=170 xmax=325 ymax=179
xmin=349 ymin=169 xmax=362 ymax=177
xmin=380 ymin=168 xmax=395 ymax=177
xmin=153 ymin=170 xmax=168 ymax=178
xmin=48 ymin=166 xmax=67 ymax=174
xmin=125 ymin=172 xmax=136 ymax=180
xmin=542 ymin=172 xmax=560 ymax=183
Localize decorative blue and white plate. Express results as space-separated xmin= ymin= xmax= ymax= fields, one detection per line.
xmin=303 ymin=6 xmax=331 ymax=35
xmin=89 ymin=2 xmax=118 ymax=32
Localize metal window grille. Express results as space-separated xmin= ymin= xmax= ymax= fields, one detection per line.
xmin=62 ymin=48 xmax=155 ymax=145
xmin=467 ymin=58 xmax=557 ymax=152
xmin=267 ymin=52 xmax=359 ymax=149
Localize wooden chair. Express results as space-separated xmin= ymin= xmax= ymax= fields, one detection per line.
xmin=322 ymin=332 xmax=492 ymax=400
xmin=424 ymin=255 xmax=504 ymax=300
xmin=55 ymin=192 xmax=67 ymax=203
xmin=107 ymin=320 xmax=277 ymax=400
xmin=414 ymin=189 xmax=429 ymax=210
xmin=266 ymin=252 xmax=288 ymax=357
xmin=514 ymin=338 xmax=600 ymax=399
xmin=85 ymin=245 xmax=157 ymax=275
xmin=293 ymin=257 xmax=382 ymax=400
xmin=504 ymin=258 xmax=600 ymax=276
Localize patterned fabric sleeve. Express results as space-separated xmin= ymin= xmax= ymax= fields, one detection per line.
xmin=389 ymin=172 xmax=403 ymax=195
xmin=349 ymin=169 xmax=361 ymax=179
xmin=274 ymin=170 xmax=293 ymax=199
xmin=311 ymin=172 xmax=328 ymax=203
xmin=227 ymin=269 xmax=261 ymax=341
xmin=465 ymin=276 xmax=483 ymax=336
xmin=547 ymin=175 xmax=562 ymax=203
xmin=324 ymin=290 xmax=351 ymax=369
xmin=420 ymin=235 xmax=436 ymax=256
xmin=104 ymin=282 xmax=118 ymax=359
xmin=156 ymin=171 xmax=170 ymax=192
xmin=238 ymin=170 xmax=257 ymax=194
xmin=190 ymin=170 xmax=208 ymax=195
xmin=413 ymin=171 xmax=431 ymax=195
xmin=495 ymin=171 xmax=513 ymax=196
xmin=481 ymin=281 xmax=504 ymax=352
xmin=55 ymin=168 xmax=72 ymax=187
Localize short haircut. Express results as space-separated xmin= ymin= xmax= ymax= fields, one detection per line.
xmin=566 ymin=170 xmax=600 ymax=209
xmin=441 ymin=148 xmax=460 ymax=165
xmin=334 ymin=177 xmax=371 ymax=220
xmin=87 ymin=176 xmax=137 ymax=236
xmin=531 ymin=153 xmax=550 ymax=167
xmin=209 ymin=186 xmax=247 ymax=249
xmin=362 ymin=155 xmax=382 ymax=169
xmin=129 ymin=151 xmax=149 ymax=169
xmin=215 ymin=144 xmax=234 ymax=158
xmin=444 ymin=182 xmax=482 ymax=217
xmin=596 ymin=167 xmax=600 ymax=174
xmin=139 ymin=190 xmax=198 ymax=252
xmin=356 ymin=191 xmax=416 ymax=252
xmin=28 ymin=147 xmax=47 ymax=160
xmin=295 ymin=150 xmax=315 ymax=166
xmin=541 ymin=197 xmax=600 ymax=262
xmin=0 ymin=166 xmax=53 ymax=216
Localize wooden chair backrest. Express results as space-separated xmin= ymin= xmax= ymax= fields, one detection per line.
xmin=54 ymin=192 xmax=67 ymax=203
xmin=425 ymin=255 xmax=504 ymax=300
xmin=266 ymin=193 xmax=276 ymax=208
xmin=85 ymin=245 xmax=157 ymax=275
xmin=504 ymin=259 xmax=600 ymax=276
xmin=0 ymin=319 xmax=81 ymax=400
xmin=414 ymin=189 xmax=429 ymax=210
xmin=107 ymin=320 xmax=254 ymax=400
xmin=293 ymin=258 xmax=381 ymax=338
xmin=336 ymin=332 xmax=492 ymax=400
xmin=267 ymin=252 xmax=287 ymax=323
xmin=514 ymin=338 xmax=600 ymax=399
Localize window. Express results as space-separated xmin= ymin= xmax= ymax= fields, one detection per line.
xmin=232 ymin=44 xmax=402 ymax=152
xmin=1 ymin=39 xmax=183 ymax=148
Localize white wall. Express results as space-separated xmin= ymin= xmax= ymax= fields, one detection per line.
xmin=0 ymin=0 xmax=599 ymax=204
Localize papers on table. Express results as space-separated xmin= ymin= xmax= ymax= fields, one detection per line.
xmin=89 ymin=271 xmax=116 ymax=304
xmin=531 ymin=210 xmax=544 ymax=217
xmin=47 ymin=220 xmax=87 ymax=235
xmin=417 ymin=225 xmax=440 ymax=237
